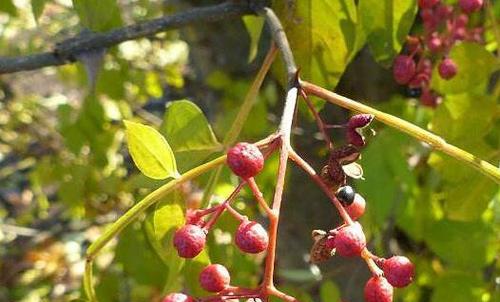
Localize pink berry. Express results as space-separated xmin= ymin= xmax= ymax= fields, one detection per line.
xmin=393 ymin=55 xmax=416 ymax=85
xmin=438 ymin=58 xmax=457 ymax=80
xmin=333 ymin=222 xmax=366 ymax=257
xmin=347 ymin=114 xmax=374 ymax=129
xmin=227 ymin=142 xmax=264 ymax=179
xmin=459 ymin=0 xmax=483 ymax=14
xmin=199 ymin=264 xmax=230 ymax=292
xmin=235 ymin=220 xmax=269 ymax=253
xmin=408 ymin=73 xmax=430 ymax=88
xmin=420 ymin=89 xmax=441 ymax=108
xmin=455 ymin=14 xmax=469 ymax=27
xmin=173 ymin=224 xmax=206 ymax=258
xmin=364 ymin=277 xmax=394 ymax=302
xmin=436 ymin=4 xmax=453 ymax=18
xmin=418 ymin=0 xmax=439 ymax=9
xmin=426 ymin=34 xmax=442 ymax=53
xmin=162 ymin=293 xmax=195 ymax=302
xmin=382 ymin=256 xmax=415 ymax=288
xmin=344 ymin=193 xmax=366 ymax=220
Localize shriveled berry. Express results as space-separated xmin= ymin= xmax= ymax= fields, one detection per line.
xmin=418 ymin=0 xmax=439 ymax=9
xmin=459 ymin=0 xmax=483 ymax=14
xmin=199 ymin=264 xmax=230 ymax=292
xmin=173 ymin=224 xmax=206 ymax=258
xmin=235 ymin=220 xmax=269 ymax=253
xmin=406 ymin=36 xmax=421 ymax=53
xmin=346 ymin=129 xmax=365 ymax=147
xmin=162 ymin=293 xmax=195 ymax=302
xmin=333 ymin=222 xmax=366 ymax=257
xmin=382 ymin=256 xmax=415 ymax=288
xmin=347 ymin=114 xmax=374 ymax=129
xmin=438 ymin=58 xmax=457 ymax=80
xmin=345 ymin=193 xmax=366 ymax=220
xmin=364 ymin=277 xmax=394 ymax=302
xmin=227 ymin=142 xmax=264 ymax=179
xmin=336 ymin=185 xmax=356 ymax=206
xmin=393 ymin=55 xmax=416 ymax=85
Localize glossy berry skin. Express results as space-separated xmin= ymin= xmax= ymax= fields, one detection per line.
xmin=345 ymin=193 xmax=366 ymax=220
xmin=438 ymin=58 xmax=457 ymax=80
xmin=227 ymin=142 xmax=264 ymax=179
xmin=173 ymin=224 xmax=206 ymax=258
xmin=393 ymin=55 xmax=416 ymax=85
xmin=364 ymin=277 xmax=394 ymax=302
xmin=162 ymin=293 xmax=195 ymax=302
xmin=459 ymin=0 xmax=483 ymax=14
xmin=235 ymin=220 xmax=269 ymax=253
xmin=199 ymin=264 xmax=231 ymax=292
xmin=418 ymin=0 xmax=439 ymax=9
xmin=382 ymin=256 xmax=415 ymax=288
xmin=333 ymin=222 xmax=366 ymax=257
xmin=347 ymin=114 xmax=374 ymax=129
xmin=336 ymin=186 xmax=356 ymax=206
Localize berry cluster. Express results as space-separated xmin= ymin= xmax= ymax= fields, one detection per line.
xmin=163 ymin=112 xmax=415 ymax=302
xmin=393 ymin=0 xmax=484 ymax=107
xmin=313 ymin=114 xmax=415 ymax=302
xmin=166 ymin=142 xmax=270 ymax=300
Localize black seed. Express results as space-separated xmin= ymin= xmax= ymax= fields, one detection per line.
xmin=336 ymin=186 xmax=355 ymax=206
xmin=405 ymin=87 xmax=422 ymax=98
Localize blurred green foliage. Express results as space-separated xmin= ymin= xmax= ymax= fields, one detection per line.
xmin=0 ymin=1 xmax=498 ymax=302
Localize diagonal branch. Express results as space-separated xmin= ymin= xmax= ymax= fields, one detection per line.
xmin=0 ymin=2 xmax=254 ymax=74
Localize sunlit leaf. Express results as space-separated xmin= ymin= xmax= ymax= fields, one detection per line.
xmin=431 ymin=272 xmax=485 ymax=302
xmin=0 ymin=0 xmax=17 ymax=16
xmin=243 ymin=15 xmax=265 ymax=62
xmin=124 ymin=120 xmax=178 ymax=180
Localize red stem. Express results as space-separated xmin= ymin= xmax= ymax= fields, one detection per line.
xmin=300 ymin=89 xmax=333 ymax=149
xmin=247 ymin=177 xmax=273 ymax=215
xmin=203 ymin=182 xmax=246 ymax=231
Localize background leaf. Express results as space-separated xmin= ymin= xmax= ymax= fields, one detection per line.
xmin=243 ymin=16 xmax=265 ymax=62
xmin=124 ymin=120 xmax=178 ymax=180
xmin=72 ymin=0 xmax=123 ymax=32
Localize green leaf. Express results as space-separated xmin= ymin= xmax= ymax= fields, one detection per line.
xmin=431 ymin=43 xmax=498 ymax=94
xmin=425 ymin=219 xmax=494 ymax=269
xmin=242 ymin=16 xmax=264 ymax=62
xmin=359 ymin=0 xmax=418 ymax=66
xmin=152 ymin=191 xmax=185 ymax=293
xmin=31 ymin=0 xmax=49 ymax=22
xmin=320 ymin=280 xmax=341 ymax=302
xmin=72 ymin=0 xmax=123 ymax=32
xmin=431 ymin=272 xmax=485 ymax=302
xmin=115 ymin=222 xmax=166 ymax=287
xmin=160 ymin=100 xmax=221 ymax=171
xmin=183 ymin=249 xmax=211 ymax=297
xmin=0 ymin=0 xmax=17 ymax=16
xmin=273 ymin=0 xmax=364 ymax=88
xmin=124 ymin=120 xmax=178 ymax=180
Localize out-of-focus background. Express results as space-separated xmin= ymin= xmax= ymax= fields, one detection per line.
xmin=0 ymin=0 xmax=498 ymax=301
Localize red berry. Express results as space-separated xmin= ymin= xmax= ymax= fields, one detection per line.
xmin=227 ymin=142 xmax=264 ymax=179
xmin=235 ymin=220 xmax=269 ymax=253
xmin=333 ymin=222 xmax=366 ymax=257
xmin=455 ymin=14 xmax=469 ymax=27
xmin=347 ymin=114 xmax=374 ymax=129
xmin=420 ymin=89 xmax=441 ymax=108
xmin=436 ymin=4 xmax=453 ymax=18
xmin=199 ymin=264 xmax=230 ymax=292
xmin=346 ymin=129 xmax=365 ymax=147
xmin=426 ymin=34 xmax=442 ymax=53
xmin=345 ymin=193 xmax=366 ymax=220
xmin=408 ymin=72 xmax=430 ymax=88
xmin=406 ymin=36 xmax=421 ymax=53
xmin=364 ymin=277 xmax=394 ymax=302
xmin=162 ymin=293 xmax=195 ymax=302
xmin=173 ymin=224 xmax=206 ymax=258
xmin=382 ymin=256 xmax=415 ymax=288
xmin=393 ymin=55 xmax=416 ymax=85
xmin=438 ymin=58 xmax=457 ymax=80
xmin=459 ymin=0 xmax=483 ymax=14
xmin=418 ymin=0 xmax=439 ymax=9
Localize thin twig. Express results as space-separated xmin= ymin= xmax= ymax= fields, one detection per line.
xmin=0 ymin=2 xmax=254 ymax=74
